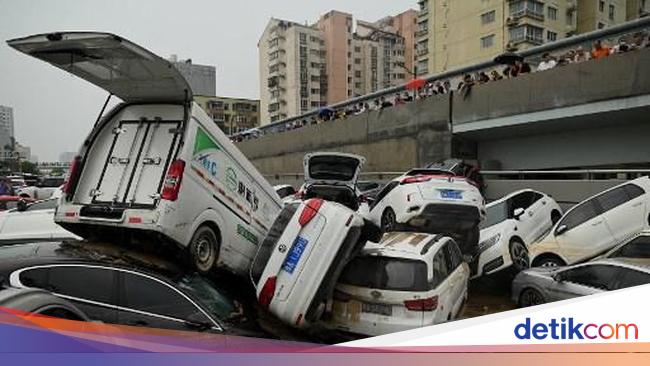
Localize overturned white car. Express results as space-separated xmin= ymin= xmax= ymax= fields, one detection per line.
xmin=365 ymin=167 xmax=485 ymax=256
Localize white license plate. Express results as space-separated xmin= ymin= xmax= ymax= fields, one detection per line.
xmin=362 ymin=302 xmax=392 ymax=316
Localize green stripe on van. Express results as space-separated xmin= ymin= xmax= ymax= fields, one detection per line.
xmin=193 ymin=127 xmax=220 ymax=155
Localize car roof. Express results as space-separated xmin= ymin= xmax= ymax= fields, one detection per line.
xmin=362 ymin=232 xmax=449 ymax=259
xmin=590 ymin=257 xmax=650 ymax=272
xmin=486 ymin=189 xmax=541 ymax=207
xmin=0 ymin=241 xmax=185 ymax=280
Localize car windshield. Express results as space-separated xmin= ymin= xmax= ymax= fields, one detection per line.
xmin=610 ymin=236 xmax=650 ymax=258
xmin=175 ymin=274 xmax=236 ymax=321
xmin=480 ymin=201 xmax=508 ymax=229
xmin=339 ymin=256 xmax=428 ymax=291
xmin=308 ymin=156 xmax=359 ymax=181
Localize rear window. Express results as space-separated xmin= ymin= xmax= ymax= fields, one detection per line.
xmin=339 ymin=256 xmax=428 ymax=291
xmin=250 ymin=203 xmax=300 ymax=285
xmin=308 ymin=156 xmax=359 ymax=181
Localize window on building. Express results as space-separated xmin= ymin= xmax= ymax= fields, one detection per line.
xmin=481 ymin=34 xmax=495 ymax=48
xmin=300 ymin=99 xmax=308 ymax=110
xmin=354 ymin=58 xmax=361 ymax=65
xmin=609 ymin=4 xmax=615 ymax=20
xmin=354 ymin=46 xmax=361 ymax=52
xmin=481 ymin=10 xmax=496 ymax=25
xmin=548 ymin=7 xmax=557 ymax=20
xmin=509 ymin=24 xmax=544 ymax=44
xmin=598 ymin=22 xmax=606 ymax=29
xmin=599 ymin=0 xmax=605 ymax=12
xmin=547 ymin=31 xmax=557 ymax=41
xmin=299 ymin=33 xmax=307 ymax=44
xmin=509 ymin=0 xmax=544 ymax=19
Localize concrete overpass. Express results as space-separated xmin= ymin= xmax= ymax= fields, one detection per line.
xmin=238 ymin=48 xmax=650 ymax=183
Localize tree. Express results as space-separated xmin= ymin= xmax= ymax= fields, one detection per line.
xmin=20 ymin=161 xmax=39 ymax=175
xmin=50 ymin=167 xmax=65 ymax=176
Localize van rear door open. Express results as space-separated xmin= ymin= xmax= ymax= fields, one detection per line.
xmin=8 ymin=32 xmax=192 ymax=209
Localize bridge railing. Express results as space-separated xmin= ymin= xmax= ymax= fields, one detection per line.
xmin=255 ymin=17 xmax=650 ymax=136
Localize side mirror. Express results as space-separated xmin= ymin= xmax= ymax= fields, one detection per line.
xmin=555 ymin=224 xmax=568 ymax=236
xmin=513 ymin=207 xmax=525 ymax=220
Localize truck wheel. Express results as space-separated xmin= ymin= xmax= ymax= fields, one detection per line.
xmin=189 ymin=226 xmax=220 ymax=274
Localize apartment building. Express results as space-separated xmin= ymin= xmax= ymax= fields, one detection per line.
xmin=416 ymin=0 xmax=581 ymax=75
xmin=169 ymin=55 xmax=216 ymax=96
xmin=626 ymin=0 xmax=650 ymax=20
xmin=259 ymin=10 xmax=416 ymax=125
xmin=259 ymin=18 xmax=327 ymax=124
xmin=577 ymin=0 xmax=627 ymax=32
xmin=194 ymin=96 xmax=260 ymax=135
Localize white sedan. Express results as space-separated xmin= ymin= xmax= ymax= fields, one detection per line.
xmin=365 ymin=168 xmax=485 ymax=255
xmin=328 ymin=232 xmax=469 ymax=337
xmin=473 ymin=190 xmax=562 ymax=278
xmin=0 ymin=198 xmax=81 ymax=244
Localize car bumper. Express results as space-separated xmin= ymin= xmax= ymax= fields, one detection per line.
xmin=399 ymin=203 xmax=482 ymax=232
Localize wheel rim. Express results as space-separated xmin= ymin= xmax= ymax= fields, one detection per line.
xmin=194 ymin=233 xmax=215 ymax=271
xmin=510 ymin=242 xmax=529 ymax=271
xmin=382 ymin=210 xmax=396 ymax=232
xmin=521 ymin=289 xmax=544 ymax=306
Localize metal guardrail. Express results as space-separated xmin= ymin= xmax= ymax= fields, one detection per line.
xmin=258 ymin=17 xmax=650 ymax=134
xmin=264 ymin=169 xmax=650 ymax=181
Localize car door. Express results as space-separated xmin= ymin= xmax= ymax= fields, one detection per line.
xmin=597 ymin=184 xmax=647 ymax=245
xmin=442 ymin=241 xmax=466 ymax=316
xmin=116 ymin=270 xmax=218 ymax=332
xmin=553 ymin=198 xmax=615 ymax=263
xmin=429 ymin=248 xmax=451 ymax=323
xmin=509 ymin=191 xmax=538 ymax=244
xmin=368 ymin=181 xmax=399 ymax=224
xmin=15 ymin=265 xmax=119 ymax=323
xmin=548 ymin=264 xmax=617 ymax=301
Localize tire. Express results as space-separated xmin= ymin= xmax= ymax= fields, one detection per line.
xmin=551 ymin=210 xmax=562 ymax=225
xmin=519 ymin=288 xmax=545 ymax=307
xmin=509 ymin=240 xmax=530 ymax=272
xmin=381 ymin=208 xmax=397 ymax=233
xmin=533 ymin=255 xmax=566 ymax=268
xmin=189 ymin=225 xmax=220 ymax=274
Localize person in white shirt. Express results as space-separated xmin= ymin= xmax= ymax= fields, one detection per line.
xmin=537 ymin=53 xmax=557 ymax=71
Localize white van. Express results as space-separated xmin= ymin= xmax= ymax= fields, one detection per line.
xmin=8 ymin=32 xmax=282 ymax=275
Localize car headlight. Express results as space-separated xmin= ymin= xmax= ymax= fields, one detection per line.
xmin=478 ymin=233 xmax=501 ymax=253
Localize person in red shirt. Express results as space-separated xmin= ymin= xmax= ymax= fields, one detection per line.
xmin=591 ymin=40 xmax=611 ymax=59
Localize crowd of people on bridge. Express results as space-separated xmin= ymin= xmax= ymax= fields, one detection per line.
xmin=232 ymin=32 xmax=650 ymax=142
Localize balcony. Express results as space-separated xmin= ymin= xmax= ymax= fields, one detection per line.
xmin=415 ymin=29 xmax=429 ymax=38
xmin=510 ymin=9 xmax=544 ymax=22
xmin=416 ymin=48 xmax=429 ymax=57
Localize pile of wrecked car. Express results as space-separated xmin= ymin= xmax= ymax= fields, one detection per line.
xmin=2 ymin=31 xmax=650 ymax=341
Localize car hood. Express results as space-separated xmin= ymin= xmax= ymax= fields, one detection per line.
xmin=8 ymin=32 xmax=192 ymax=103
xmin=303 ymin=152 xmax=365 ymax=188
xmin=479 ymin=220 xmax=509 ymax=242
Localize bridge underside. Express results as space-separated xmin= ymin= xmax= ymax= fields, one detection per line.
xmin=454 ymin=94 xmax=650 ymax=170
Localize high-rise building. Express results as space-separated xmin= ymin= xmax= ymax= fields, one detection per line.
xmin=0 ymin=105 xmax=14 ymax=143
xmin=416 ymin=0 xmax=582 ymax=75
xmin=259 ymin=10 xmax=416 ymax=125
xmin=577 ymin=0 xmax=627 ymax=33
xmin=59 ymin=151 xmax=77 ymax=163
xmin=259 ymin=18 xmax=328 ymax=124
xmin=626 ymin=0 xmax=650 ymax=20
xmin=169 ymin=55 xmax=217 ymax=96
xmin=194 ymin=95 xmax=260 ymax=135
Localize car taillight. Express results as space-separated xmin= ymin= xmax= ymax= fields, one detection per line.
xmin=401 ymin=175 xmax=434 ymax=185
xmin=63 ymin=156 xmax=82 ymax=197
xmin=161 ymin=160 xmax=185 ymax=201
xmin=258 ymin=276 xmax=277 ymax=309
xmin=404 ymin=296 xmax=438 ymax=311
xmin=298 ymin=198 xmax=323 ymax=226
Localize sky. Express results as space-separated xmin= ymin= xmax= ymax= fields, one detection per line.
xmin=0 ymin=0 xmax=415 ymax=161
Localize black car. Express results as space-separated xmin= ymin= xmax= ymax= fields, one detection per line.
xmin=0 ymin=287 xmax=90 ymax=321
xmin=0 ymin=241 xmax=262 ymax=336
